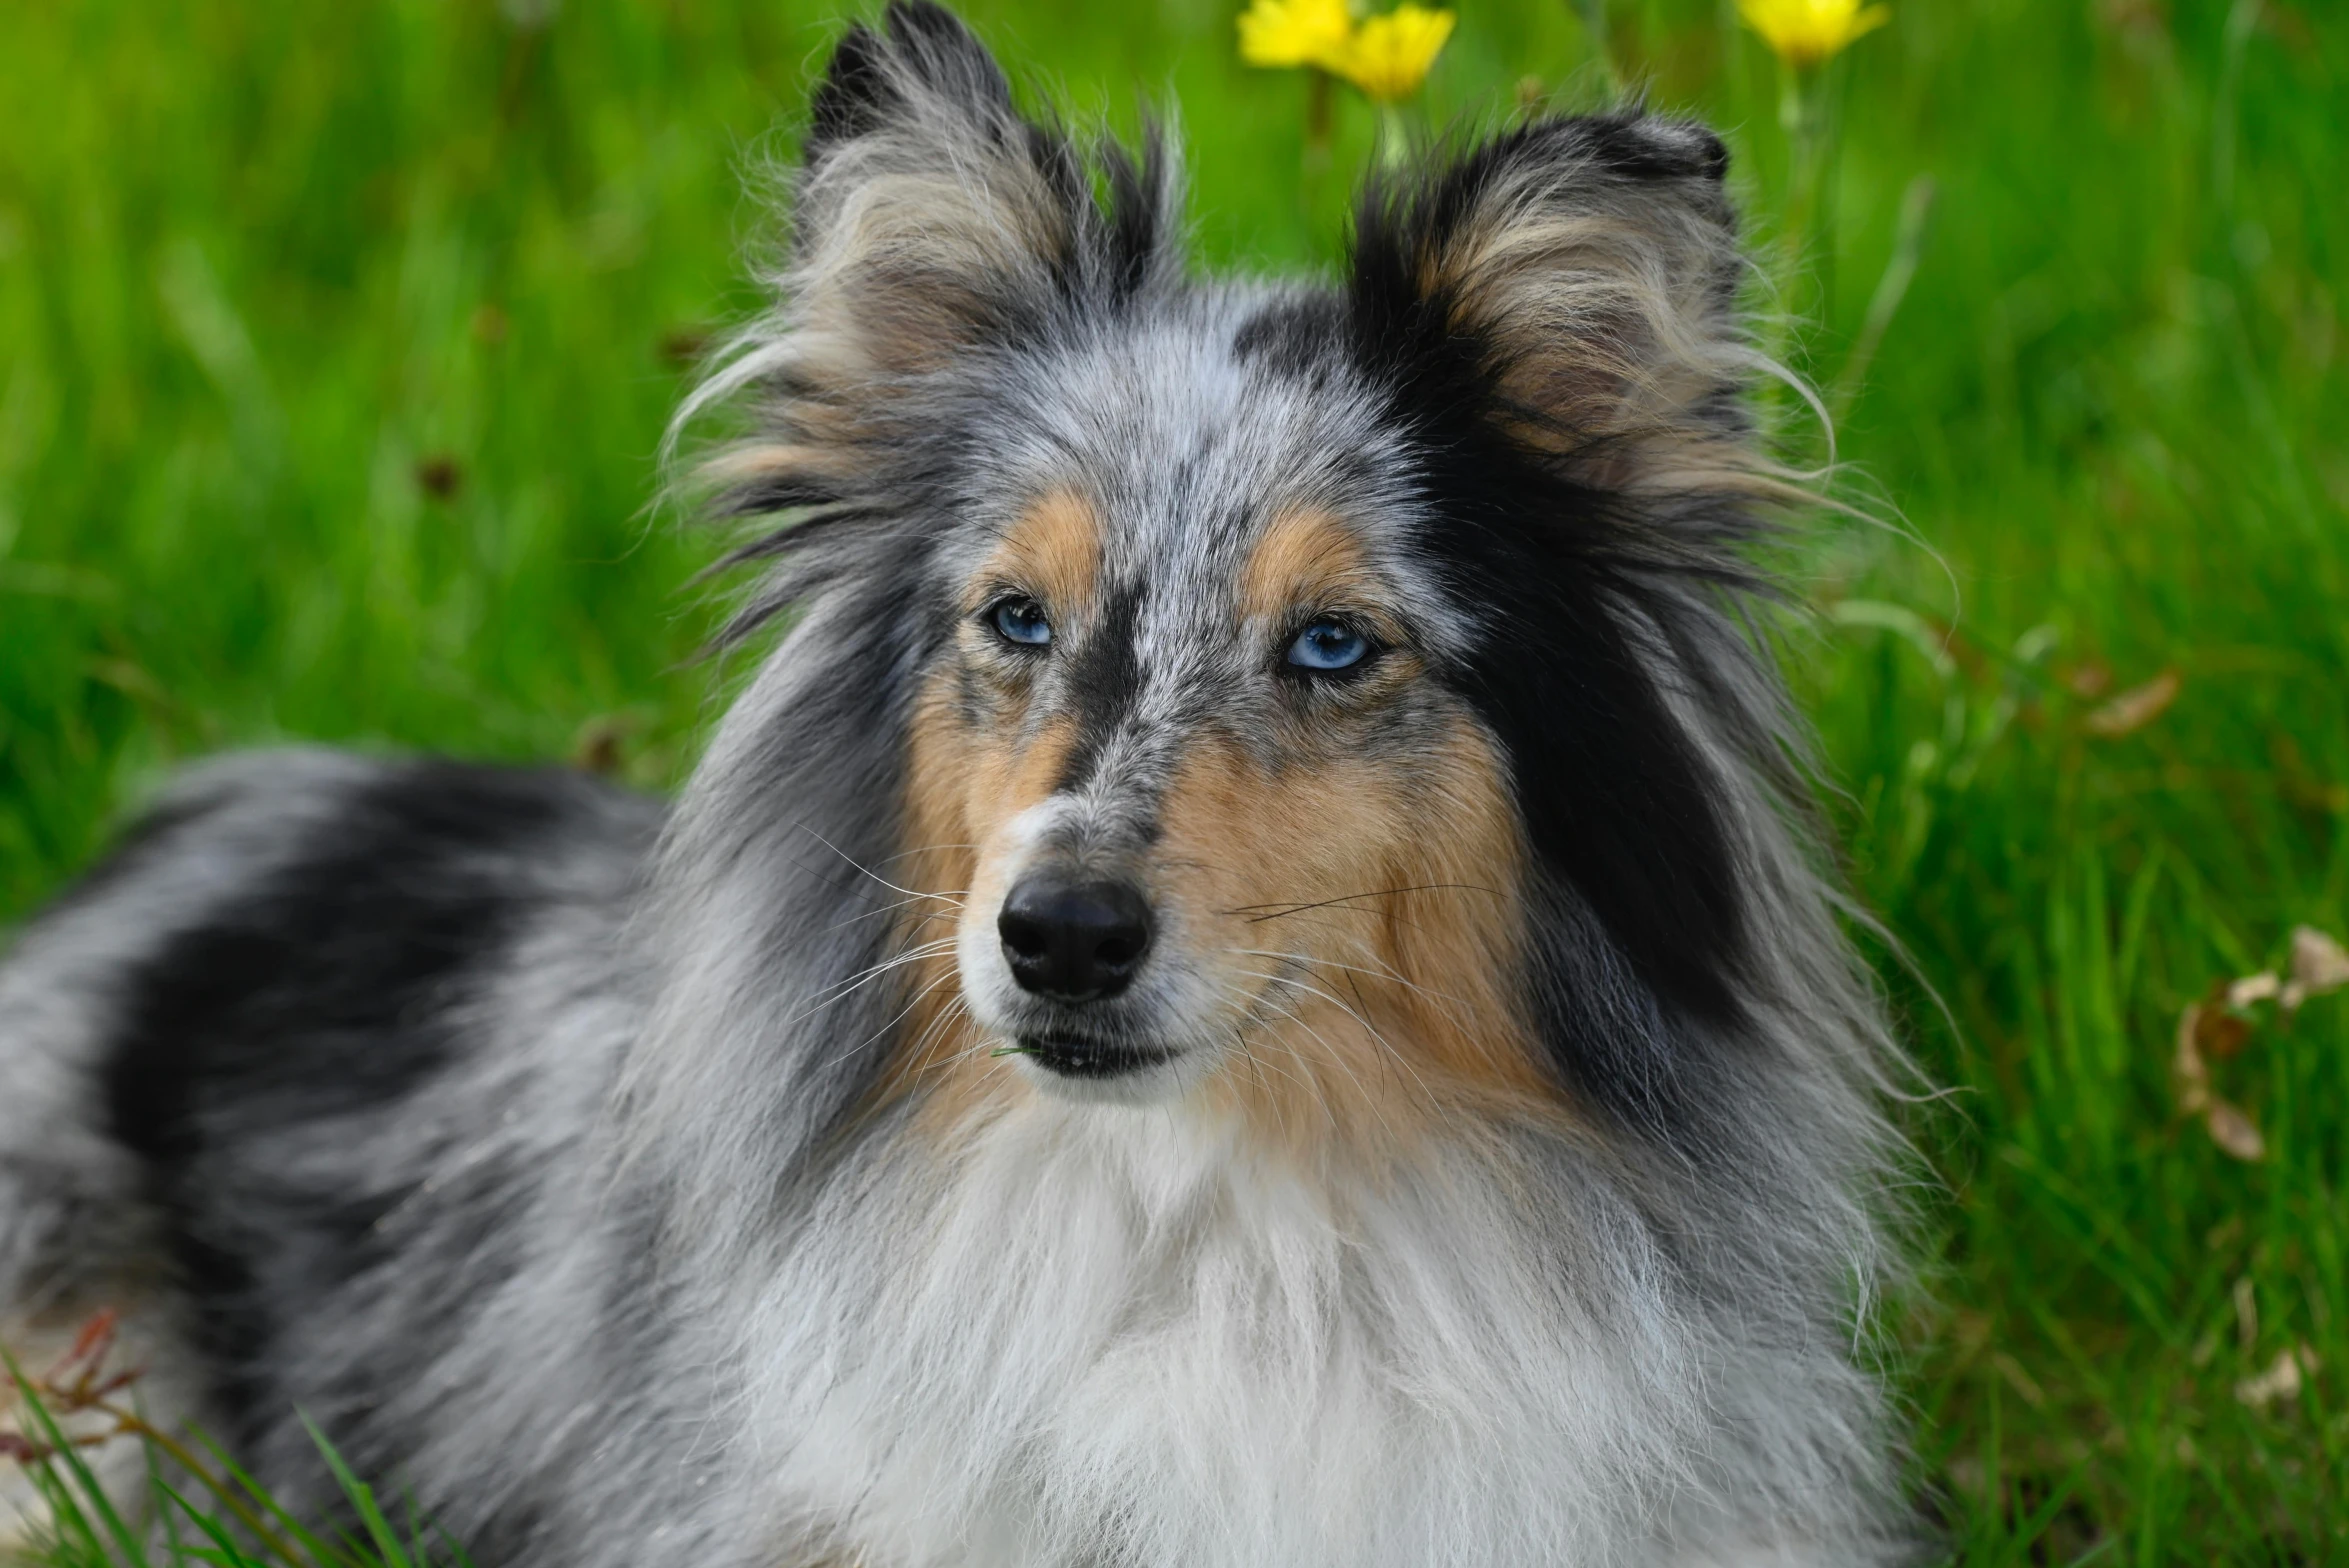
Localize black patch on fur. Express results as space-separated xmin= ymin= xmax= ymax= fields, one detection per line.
xmin=100 ymin=762 xmax=630 ymax=1451
xmin=1052 ymin=578 xmax=1146 ymax=793
xmin=1339 ymin=114 xmax=1756 ymax=1131
xmin=806 ymin=2 xmax=1014 ymax=166
xmin=1097 ymin=133 xmax=1170 ymax=304
xmin=1232 ymin=296 xmax=1346 ymax=381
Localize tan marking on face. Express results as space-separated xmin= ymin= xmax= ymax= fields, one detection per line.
xmin=1239 ymin=507 xmax=1382 ymax=628
xmin=877 ymin=488 xmax=1112 ymax=1121
xmin=970 ymin=487 xmax=1103 ymax=621
xmin=875 ymin=666 xmax=1093 ymax=1124
xmin=1156 ymin=717 xmax=1563 ymax=1158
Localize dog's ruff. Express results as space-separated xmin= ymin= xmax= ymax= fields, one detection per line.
xmin=0 ymin=6 xmax=1915 ymax=1564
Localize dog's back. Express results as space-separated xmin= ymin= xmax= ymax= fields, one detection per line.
xmin=0 ymin=751 xmax=674 ymax=1557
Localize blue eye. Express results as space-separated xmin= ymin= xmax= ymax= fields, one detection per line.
xmin=990 ymin=597 xmax=1053 ymax=648
xmin=1285 ymin=620 xmax=1370 ymax=673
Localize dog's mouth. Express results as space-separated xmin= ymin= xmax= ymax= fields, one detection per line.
xmin=1002 ymin=1033 xmax=1176 ymax=1080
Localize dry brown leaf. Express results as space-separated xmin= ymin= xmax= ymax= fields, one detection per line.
xmin=2199 ymin=1006 xmax=2252 ymax=1059
xmin=2227 ymin=971 xmax=2281 ymax=1008
xmin=2065 ymin=658 xmax=2114 ymax=698
xmin=2234 ymin=1344 xmax=2317 ymax=1409
xmin=2284 ymin=925 xmax=2349 ymax=1010
xmin=2203 ymin=1099 xmax=2266 ymax=1162
xmin=2173 ymin=1001 xmax=2212 ymax=1113
xmin=2083 ymin=667 xmax=2181 ymax=736
xmin=415 ymin=454 xmax=463 ymax=500
xmin=1990 ymin=1351 xmax=2048 ymax=1408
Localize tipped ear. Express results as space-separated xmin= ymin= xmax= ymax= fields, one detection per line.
xmin=804 ymin=2 xmax=1017 ymax=167
xmin=1349 ymin=113 xmax=1751 ymax=493
xmin=1346 ymin=115 xmax=1776 ymax=1054
xmin=674 ymin=5 xmax=1180 ymax=561
xmin=783 ymin=3 xmax=1175 ymax=384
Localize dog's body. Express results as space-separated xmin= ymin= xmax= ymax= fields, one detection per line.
xmin=1 ymin=7 xmax=1913 ymax=1564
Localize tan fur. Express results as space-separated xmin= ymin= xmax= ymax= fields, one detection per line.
xmin=1156 ymin=720 xmax=1559 ymax=1157
xmin=672 ymin=77 xmax=1092 ymax=504
xmin=883 ymin=686 xmax=1073 ymax=1128
xmin=1237 ymin=507 xmax=1379 ymax=625
xmin=793 ymin=121 xmax=1082 ymax=395
xmin=970 ymin=489 xmax=1103 ymax=621
xmin=696 ymin=443 xmax=847 ymax=491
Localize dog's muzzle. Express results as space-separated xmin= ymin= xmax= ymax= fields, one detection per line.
xmin=995 ymin=873 xmax=1168 ymax=1079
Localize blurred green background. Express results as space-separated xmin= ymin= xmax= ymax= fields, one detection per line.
xmin=1 ymin=0 xmax=2343 ymax=1558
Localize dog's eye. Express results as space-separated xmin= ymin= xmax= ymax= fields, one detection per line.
xmin=989 ymin=596 xmax=1053 ymax=648
xmin=1285 ymin=620 xmax=1370 ymax=673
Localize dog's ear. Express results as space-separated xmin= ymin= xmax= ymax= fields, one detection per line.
xmin=784 ymin=3 xmax=1171 ymax=382
xmin=1348 ymin=116 xmax=1776 ymax=1070
xmin=1348 ymin=113 xmax=1751 ymax=496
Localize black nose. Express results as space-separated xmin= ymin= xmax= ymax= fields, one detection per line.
xmin=997 ymin=876 xmax=1154 ymax=1002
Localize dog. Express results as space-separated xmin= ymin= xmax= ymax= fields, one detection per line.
xmin=0 ymin=6 xmax=1915 ymax=1563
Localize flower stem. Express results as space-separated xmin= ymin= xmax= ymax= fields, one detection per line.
xmin=1374 ymin=104 xmax=1409 ymax=169
xmin=1574 ymin=0 xmax=1619 ymax=93
xmin=1831 ymin=174 xmax=1937 ymax=420
xmin=1303 ymin=69 xmax=1334 ymax=174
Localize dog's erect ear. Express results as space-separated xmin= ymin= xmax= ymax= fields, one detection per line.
xmin=1349 ymin=113 xmax=1750 ymax=495
xmin=675 ymin=5 xmax=1178 ymax=588
xmin=784 ymin=3 xmax=1174 ymax=382
xmin=1348 ymin=116 xmax=1774 ymax=1065
xmin=804 ymin=2 xmax=1016 ymax=165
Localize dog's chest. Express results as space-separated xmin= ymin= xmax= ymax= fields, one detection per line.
xmin=748 ymin=1111 xmax=1680 ymax=1568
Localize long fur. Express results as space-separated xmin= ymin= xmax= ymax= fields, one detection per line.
xmin=0 ymin=7 xmax=1916 ymax=1565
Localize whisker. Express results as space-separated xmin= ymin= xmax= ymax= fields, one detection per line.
xmin=867 ymin=841 xmax=979 ymax=866
xmin=1226 ymin=963 xmax=1451 ymax=1131
xmin=1223 ymin=884 xmax=1503 ymax=924
xmin=1228 ymin=947 xmax=1479 ymax=1020
xmin=789 ymin=820 xmax=964 ymax=906
xmin=1211 ymin=976 xmax=1328 ymax=1138
xmin=815 ymin=963 xmax=965 ymax=1077
xmin=821 ymin=889 xmax=971 ymax=937
xmin=1238 ymin=980 xmax=1405 ymax=1144
xmin=777 ymin=937 xmax=962 ymax=1033
xmin=902 ymin=995 xmax=984 ymax=1091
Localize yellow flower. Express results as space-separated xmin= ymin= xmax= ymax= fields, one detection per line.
xmin=1736 ymin=0 xmax=1889 ymax=69
xmin=1237 ymin=0 xmax=1355 ymax=70
xmin=1328 ymin=4 xmax=1455 ymax=102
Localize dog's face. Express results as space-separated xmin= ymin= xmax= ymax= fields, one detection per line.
xmin=894 ymin=336 xmax=1538 ymax=1119
xmin=697 ymin=5 xmax=1781 ymax=1140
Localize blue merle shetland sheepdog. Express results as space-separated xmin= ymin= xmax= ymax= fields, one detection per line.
xmin=0 ymin=6 xmax=1916 ymax=1564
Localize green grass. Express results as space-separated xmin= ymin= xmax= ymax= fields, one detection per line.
xmin=8 ymin=1355 xmax=468 ymax=1568
xmin=2 ymin=0 xmax=2344 ymax=1560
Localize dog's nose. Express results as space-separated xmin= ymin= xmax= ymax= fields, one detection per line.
xmin=997 ymin=876 xmax=1153 ymax=1002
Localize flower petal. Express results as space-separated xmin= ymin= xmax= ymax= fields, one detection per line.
xmin=1329 ymin=5 xmax=1455 ymax=101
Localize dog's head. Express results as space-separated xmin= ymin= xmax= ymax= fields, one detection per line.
xmin=677 ymin=4 xmax=1798 ymax=1149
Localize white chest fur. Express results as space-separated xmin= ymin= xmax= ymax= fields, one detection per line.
xmin=735 ymin=1103 xmax=1713 ymax=1568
